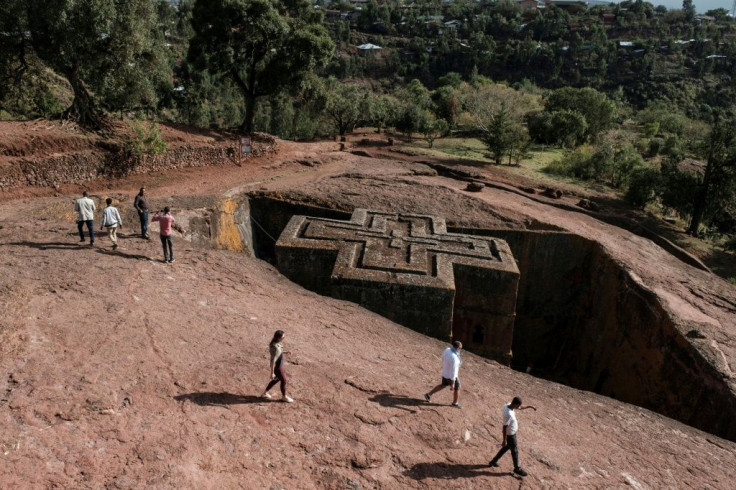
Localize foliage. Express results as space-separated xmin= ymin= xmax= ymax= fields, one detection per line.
xmin=545 ymin=87 xmax=617 ymax=141
xmin=324 ymin=80 xmax=365 ymax=136
xmin=527 ymin=109 xmax=587 ymax=148
xmin=544 ymin=147 xmax=596 ymax=179
xmin=687 ymin=115 xmax=736 ymax=235
xmin=188 ymin=0 xmax=334 ymax=133
xmin=461 ymin=83 xmax=539 ymax=164
xmin=418 ymin=111 xmax=448 ymax=148
xmin=625 ymin=166 xmax=662 ymax=208
xmin=124 ymin=121 xmax=168 ymax=158
xmin=18 ymin=0 xmax=165 ymax=129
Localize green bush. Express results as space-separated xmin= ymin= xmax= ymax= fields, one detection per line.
xmin=124 ymin=121 xmax=168 ymax=158
xmin=625 ymin=166 xmax=662 ymax=208
xmin=544 ymin=148 xmax=595 ymax=179
xmin=648 ymin=137 xmax=664 ymax=156
xmin=724 ymin=236 xmax=736 ymax=253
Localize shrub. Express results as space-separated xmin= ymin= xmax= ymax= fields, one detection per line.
xmin=648 ymin=137 xmax=664 ymax=156
xmin=544 ymin=147 xmax=595 ymax=179
xmin=124 ymin=121 xmax=168 ymax=158
xmin=625 ymin=166 xmax=662 ymax=208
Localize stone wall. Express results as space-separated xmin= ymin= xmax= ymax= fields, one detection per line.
xmin=0 ymin=135 xmax=276 ymax=191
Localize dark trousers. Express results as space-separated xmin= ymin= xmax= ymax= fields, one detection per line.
xmin=264 ymin=359 xmax=287 ymax=396
xmin=491 ymin=434 xmax=520 ymax=469
xmin=77 ymin=220 xmax=94 ymax=243
xmin=160 ymin=235 xmax=173 ymax=260
xmin=138 ymin=211 xmax=148 ymax=237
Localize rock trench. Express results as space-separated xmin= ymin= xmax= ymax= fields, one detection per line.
xmin=192 ymin=191 xmax=736 ymax=442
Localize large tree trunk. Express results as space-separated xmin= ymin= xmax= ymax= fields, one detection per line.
xmin=233 ymin=66 xmax=257 ymax=135
xmin=242 ymin=90 xmax=256 ymax=135
xmin=63 ymin=66 xmax=107 ymax=131
xmin=688 ymin=164 xmax=712 ymax=236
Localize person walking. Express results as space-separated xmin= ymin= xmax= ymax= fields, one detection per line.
xmin=260 ymin=330 xmax=294 ymax=403
xmin=488 ymin=396 xmax=537 ymax=477
xmin=100 ymin=198 xmax=123 ymax=250
xmin=424 ymin=340 xmax=463 ymax=408
xmin=133 ymin=187 xmax=149 ymax=239
xmin=74 ymin=191 xmax=96 ymax=246
xmin=152 ymin=207 xmax=175 ymax=263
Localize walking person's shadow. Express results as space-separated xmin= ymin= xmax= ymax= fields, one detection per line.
xmin=404 ymin=462 xmax=512 ymax=481
xmin=174 ymin=392 xmax=266 ymax=406
xmin=7 ymin=241 xmax=85 ymax=250
xmin=368 ymin=392 xmax=443 ymax=412
xmin=95 ymin=248 xmax=151 ymax=261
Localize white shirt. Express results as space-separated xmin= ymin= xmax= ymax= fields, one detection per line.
xmin=503 ymin=403 xmax=518 ymax=435
xmin=441 ymin=347 xmax=461 ymax=380
xmin=74 ymin=197 xmax=96 ymax=221
xmin=101 ymin=207 xmax=122 ymax=227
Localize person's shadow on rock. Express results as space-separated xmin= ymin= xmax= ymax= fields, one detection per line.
xmin=174 ymin=392 xmax=265 ymax=406
xmin=8 ymin=241 xmax=84 ymax=250
xmin=368 ymin=392 xmax=443 ymax=412
xmin=404 ymin=462 xmax=512 ymax=481
xmin=95 ymin=248 xmax=151 ymax=261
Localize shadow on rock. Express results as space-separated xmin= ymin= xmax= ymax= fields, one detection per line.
xmin=95 ymin=248 xmax=151 ymax=261
xmin=174 ymin=392 xmax=265 ymax=406
xmin=368 ymin=392 xmax=443 ymax=412
xmin=404 ymin=462 xmax=511 ymax=481
xmin=8 ymin=241 xmax=86 ymax=250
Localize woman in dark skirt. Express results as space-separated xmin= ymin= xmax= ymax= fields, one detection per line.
xmin=260 ymin=330 xmax=293 ymax=403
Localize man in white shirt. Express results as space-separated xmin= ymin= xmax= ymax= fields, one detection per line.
xmin=424 ymin=340 xmax=463 ymax=408
xmin=100 ymin=197 xmax=123 ymax=250
xmin=74 ymin=191 xmax=96 ymax=246
xmin=489 ymin=396 xmax=537 ymax=477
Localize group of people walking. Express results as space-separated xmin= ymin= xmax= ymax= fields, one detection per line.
xmin=260 ymin=333 xmax=536 ymax=477
xmin=73 ymin=187 xmax=176 ymax=263
xmin=423 ymin=340 xmax=537 ymax=477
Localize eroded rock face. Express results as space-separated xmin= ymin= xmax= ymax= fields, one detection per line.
xmin=274 ymin=209 xmax=520 ymax=363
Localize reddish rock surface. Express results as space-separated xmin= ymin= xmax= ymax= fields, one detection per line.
xmin=1 ymin=125 xmax=735 ymax=488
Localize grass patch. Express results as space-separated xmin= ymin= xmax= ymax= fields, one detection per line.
xmin=410 ymin=137 xmax=604 ymax=190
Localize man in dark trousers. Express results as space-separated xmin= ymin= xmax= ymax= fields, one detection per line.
xmin=489 ymin=396 xmax=537 ymax=477
xmin=133 ymin=186 xmax=149 ymax=239
xmin=424 ymin=340 xmax=463 ymax=408
xmin=74 ymin=191 xmax=96 ymax=246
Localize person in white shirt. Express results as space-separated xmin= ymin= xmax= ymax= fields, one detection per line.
xmin=489 ymin=396 xmax=537 ymax=477
xmin=74 ymin=191 xmax=96 ymax=246
xmin=100 ymin=198 xmax=123 ymax=250
xmin=424 ymin=340 xmax=463 ymax=408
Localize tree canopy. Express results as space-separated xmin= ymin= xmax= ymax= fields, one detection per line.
xmin=21 ymin=0 xmax=164 ymax=129
xmin=188 ymin=0 xmax=334 ymax=134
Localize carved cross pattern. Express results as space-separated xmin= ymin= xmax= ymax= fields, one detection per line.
xmin=277 ymin=209 xmax=515 ymax=289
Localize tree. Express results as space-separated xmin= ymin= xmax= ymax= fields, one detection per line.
xmin=462 ymin=83 xmax=539 ymax=164
xmin=395 ymin=102 xmax=424 ymax=141
xmin=21 ymin=0 xmax=164 ymax=130
xmin=682 ymin=0 xmax=696 ymax=22
xmin=527 ymin=109 xmax=587 ymax=148
xmin=688 ymin=117 xmax=736 ymax=235
xmin=418 ymin=111 xmax=448 ymax=148
xmin=188 ymin=0 xmax=334 ymax=134
xmin=545 ymin=87 xmax=616 ymax=141
xmin=626 ymin=166 xmax=662 ymax=208
xmin=367 ymin=93 xmax=400 ymax=134
xmin=324 ymin=81 xmax=364 ymax=136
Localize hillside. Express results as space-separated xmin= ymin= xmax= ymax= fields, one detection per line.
xmin=1 ymin=124 xmax=735 ymax=488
